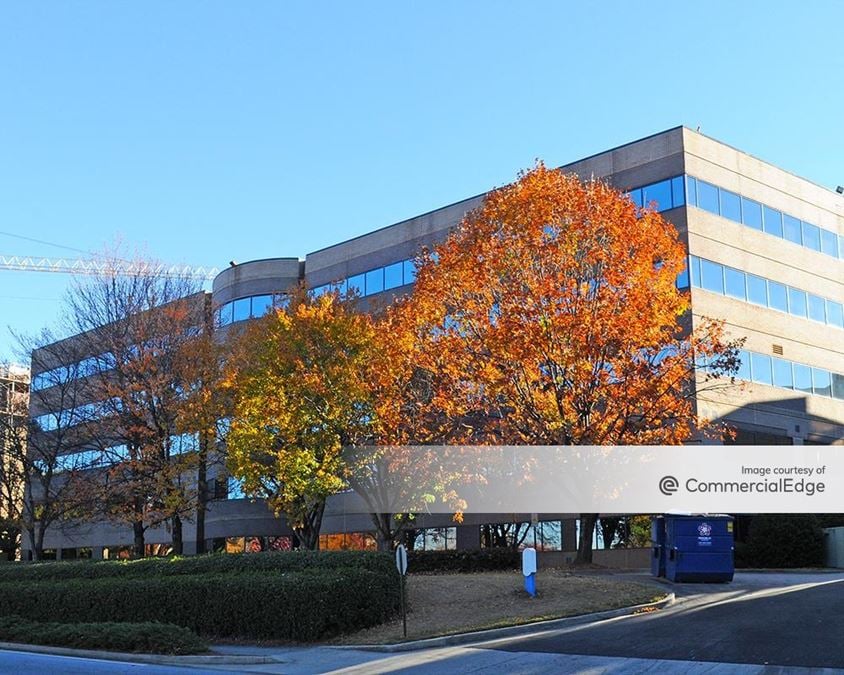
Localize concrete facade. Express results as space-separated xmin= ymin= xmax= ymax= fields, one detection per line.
xmin=24 ymin=127 xmax=844 ymax=561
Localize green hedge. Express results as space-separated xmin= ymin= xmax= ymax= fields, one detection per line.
xmin=0 ymin=616 xmax=207 ymax=654
xmin=736 ymin=515 xmax=825 ymax=568
xmin=0 ymin=550 xmax=395 ymax=583
xmin=0 ymin=568 xmax=400 ymax=641
xmin=407 ymin=548 xmax=519 ymax=573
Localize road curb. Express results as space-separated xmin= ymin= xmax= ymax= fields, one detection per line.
xmin=0 ymin=641 xmax=280 ymax=666
xmin=340 ymin=592 xmax=675 ymax=653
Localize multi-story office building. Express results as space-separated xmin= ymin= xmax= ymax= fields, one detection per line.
xmin=24 ymin=127 xmax=844 ymax=561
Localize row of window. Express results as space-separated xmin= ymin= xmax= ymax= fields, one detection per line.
xmin=34 ymin=399 xmax=113 ymax=431
xmin=311 ymin=258 xmax=418 ymax=299
xmin=31 ymin=353 xmax=116 ymax=392
xmin=479 ymin=520 xmax=563 ymax=551
xmin=731 ymin=349 xmax=844 ymax=400
xmin=689 ymin=256 xmax=844 ymax=329
xmin=48 ymin=434 xmax=197 ymax=473
xmin=626 ymin=175 xmax=686 ymax=213
xmin=216 ymin=293 xmax=287 ymax=327
xmin=687 ymin=176 xmax=842 ymax=259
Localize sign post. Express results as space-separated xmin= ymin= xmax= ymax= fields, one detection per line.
xmin=395 ymin=544 xmax=408 ymax=638
xmin=522 ymin=547 xmax=537 ymax=597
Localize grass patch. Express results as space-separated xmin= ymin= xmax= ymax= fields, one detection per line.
xmin=0 ymin=616 xmax=207 ymax=654
xmin=330 ymin=570 xmax=666 ymax=644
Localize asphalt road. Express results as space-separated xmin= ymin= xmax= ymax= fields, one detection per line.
xmin=486 ymin=572 xmax=844 ymax=670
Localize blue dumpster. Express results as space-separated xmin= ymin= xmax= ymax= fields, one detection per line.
xmin=651 ymin=516 xmax=666 ymax=578
xmin=663 ymin=514 xmax=734 ymax=583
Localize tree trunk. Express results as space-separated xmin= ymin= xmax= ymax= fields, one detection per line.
xmin=33 ymin=522 xmax=45 ymax=562
xmin=575 ymin=513 xmax=599 ymax=565
xmin=293 ymin=500 xmax=326 ymax=550
xmin=171 ymin=514 xmax=183 ymax=556
xmin=132 ymin=520 xmax=145 ymax=559
xmin=372 ymin=513 xmax=394 ymax=552
xmin=194 ymin=434 xmax=208 ymax=555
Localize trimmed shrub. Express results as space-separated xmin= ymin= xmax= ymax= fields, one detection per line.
xmin=0 ymin=550 xmax=395 ymax=583
xmin=407 ymin=548 xmax=519 ymax=573
xmin=0 ymin=568 xmax=400 ymax=641
xmin=739 ymin=515 xmax=825 ymax=568
xmin=0 ymin=616 xmax=207 ymax=654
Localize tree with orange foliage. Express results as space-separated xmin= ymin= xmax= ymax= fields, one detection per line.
xmin=405 ymin=163 xmax=742 ymax=563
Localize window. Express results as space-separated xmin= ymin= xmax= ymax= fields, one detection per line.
xmin=750 ymin=353 xmax=772 ymax=385
xmin=801 ymin=222 xmax=821 ymax=252
xmin=670 ymin=176 xmax=685 ymax=207
xmin=827 ymin=301 xmax=844 ymax=329
xmin=720 ymin=189 xmax=741 ymax=223
xmin=686 ymin=176 xmax=698 ymax=206
xmin=676 ymin=266 xmax=689 ymax=290
xmin=772 ymin=358 xmax=793 ymax=389
xmin=833 ymin=373 xmax=844 ymax=401
xmin=821 ymin=229 xmax=839 ymax=258
xmin=403 ymin=259 xmax=417 ymax=284
xmin=218 ymin=302 xmax=233 ymax=326
xmin=384 ymin=262 xmax=404 ymax=290
xmin=787 ymin=288 xmax=807 ymax=318
xmin=233 ymin=297 xmax=251 ymax=322
xmin=746 ymin=274 xmax=767 ymax=306
xmin=812 ymin=368 xmax=832 ymax=397
xmin=700 ymin=259 xmax=724 ymax=294
xmin=627 ymin=188 xmax=642 ymax=208
xmin=365 ymin=268 xmax=384 ymax=295
xmin=741 ymin=197 xmax=763 ymax=230
xmin=347 ymin=273 xmax=365 ymax=296
xmin=807 ymin=294 xmax=826 ymax=323
xmin=251 ymin=295 xmax=273 ymax=317
xmin=793 ymin=363 xmax=813 ymax=394
xmin=736 ymin=350 xmax=752 ymax=380
xmin=724 ymin=267 xmax=746 ymax=300
xmin=689 ymin=256 xmax=701 ymax=287
xmin=763 ymin=206 xmax=783 ymax=237
xmin=697 ymin=181 xmax=720 ymax=214
xmin=783 ymin=215 xmax=802 ymax=245
xmin=643 ymin=180 xmax=672 ymax=212
xmin=768 ymin=281 xmax=788 ymax=313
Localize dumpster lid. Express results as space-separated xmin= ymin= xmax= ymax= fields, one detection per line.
xmin=664 ymin=511 xmax=733 ymax=518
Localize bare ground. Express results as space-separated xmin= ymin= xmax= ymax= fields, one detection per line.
xmin=329 ymin=569 xmax=665 ymax=645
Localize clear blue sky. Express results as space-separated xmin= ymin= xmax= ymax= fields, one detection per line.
xmin=1 ymin=2 xmax=842 ymax=361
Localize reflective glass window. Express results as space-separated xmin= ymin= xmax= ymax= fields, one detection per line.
xmin=671 ymin=176 xmax=685 ymax=207
xmin=627 ymin=188 xmax=642 ymax=209
xmin=783 ymin=215 xmax=802 ymax=244
xmin=746 ymin=274 xmax=767 ymax=306
xmin=365 ymin=268 xmax=384 ymax=295
xmin=807 ymin=294 xmax=826 ymax=323
xmin=251 ymin=295 xmax=273 ymax=317
xmin=384 ymin=262 xmax=404 ymax=290
xmin=768 ymin=281 xmax=788 ymax=312
xmin=233 ymin=297 xmax=251 ymax=322
xmin=736 ymin=350 xmax=752 ymax=380
xmin=218 ymin=302 xmax=233 ymax=326
xmin=750 ymin=353 xmax=773 ymax=385
xmin=311 ymin=285 xmax=328 ymax=298
xmin=832 ymin=373 xmax=844 ymax=401
xmin=643 ymin=180 xmax=672 ymax=212
xmin=741 ymin=197 xmax=763 ymax=230
xmin=720 ymin=189 xmax=741 ymax=223
xmin=827 ymin=300 xmax=844 ymax=329
xmin=821 ymin=229 xmax=838 ymax=258
xmin=802 ymin=222 xmax=821 ymax=252
xmin=772 ymin=358 xmax=793 ymax=389
xmin=812 ymin=368 xmax=832 ymax=397
xmin=700 ymin=259 xmax=724 ymax=294
xmin=787 ymin=288 xmax=807 ymax=318
xmin=724 ymin=267 xmax=746 ymax=300
xmin=793 ymin=363 xmax=813 ymax=394
xmin=686 ymin=176 xmax=698 ymax=206
xmin=697 ymin=181 xmax=720 ymax=214
xmin=676 ymin=266 xmax=689 ymax=290
xmin=689 ymin=256 xmax=701 ymax=287
xmin=763 ymin=206 xmax=783 ymax=237
xmin=347 ymin=273 xmax=365 ymax=296
xmin=403 ymin=259 xmax=417 ymax=284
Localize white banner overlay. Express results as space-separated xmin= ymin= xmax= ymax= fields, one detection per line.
xmin=343 ymin=445 xmax=844 ymax=514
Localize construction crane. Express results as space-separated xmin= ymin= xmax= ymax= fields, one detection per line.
xmin=0 ymin=254 xmax=219 ymax=281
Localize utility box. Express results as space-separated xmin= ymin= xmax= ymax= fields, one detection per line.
xmin=824 ymin=527 xmax=844 ymax=568
xmin=651 ymin=516 xmax=666 ymax=578
xmin=662 ymin=514 xmax=734 ymax=583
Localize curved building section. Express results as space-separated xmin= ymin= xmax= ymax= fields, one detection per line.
xmin=211 ymin=257 xmax=302 ymax=326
